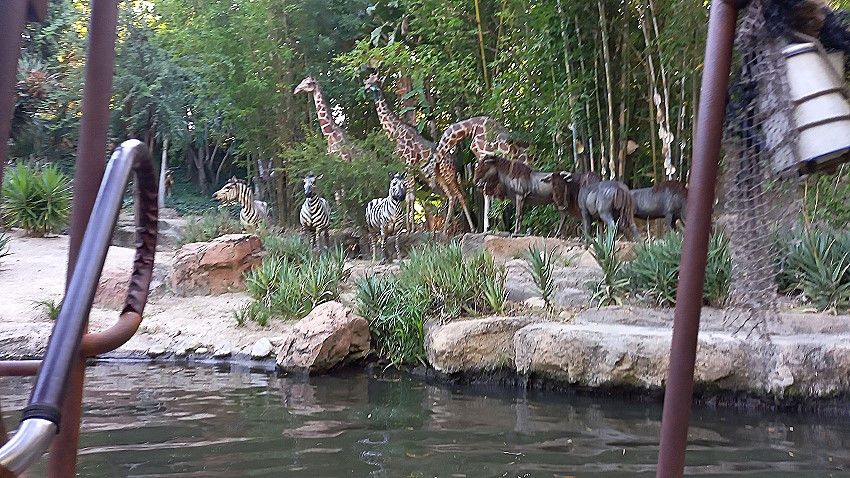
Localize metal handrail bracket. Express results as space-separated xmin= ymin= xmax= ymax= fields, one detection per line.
xmin=0 ymin=139 xmax=158 ymax=475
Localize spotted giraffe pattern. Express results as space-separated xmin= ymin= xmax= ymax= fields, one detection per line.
xmin=428 ymin=116 xmax=530 ymax=231
xmin=365 ymin=73 xmax=474 ymax=232
xmin=431 ymin=116 xmax=530 ymax=168
xmin=294 ymin=75 xmax=363 ymax=162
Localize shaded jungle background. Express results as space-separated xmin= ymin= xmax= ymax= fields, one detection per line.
xmin=7 ymin=0 xmax=850 ymax=232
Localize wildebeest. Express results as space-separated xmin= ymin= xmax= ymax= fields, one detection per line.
xmin=472 ymin=155 xmax=553 ymax=235
xmin=544 ymin=171 xmax=640 ymax=241
xmin=631 ymin=180 xmax=688 ymax=232
xmin=541 ymin=170 xmax=583 ymax=238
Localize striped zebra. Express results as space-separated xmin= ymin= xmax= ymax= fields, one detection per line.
xmin=300 ymin=173 xmax=331 ymax=252
xmin=365 ymin=172 xmax=407 ymax=263
xmin=212 ymin=176 xmax=268 ymax=231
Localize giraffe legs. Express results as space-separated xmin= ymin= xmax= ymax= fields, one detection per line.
xmin=442 ymin=197 xmax=455 ymax=235
xmin=405 ymin=175 xmax=416 ymax=232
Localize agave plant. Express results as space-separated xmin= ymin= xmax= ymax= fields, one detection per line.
xmin=1 ymin=163 xmax=71 ymax=237
xmin=587 ymin=229 xmax=629 ymax=306
xmin=779 ymin=227 xmax=850 ymax=312
xmin=0 ymin=233 xmax=10 ymax=263
xmin=524 ymin=241 xmax=557 ymax=308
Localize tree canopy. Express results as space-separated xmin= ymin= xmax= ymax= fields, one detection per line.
xmin=11 ymin=0 xmax=848 ymax=229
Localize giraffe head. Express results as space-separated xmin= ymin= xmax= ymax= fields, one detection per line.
xmin=303 ymin=172 xmax=323 ymax=198
xmin=294 ymin=75 xmax=317 ymax=95
xmin=363 ymin=72 xmax=385 ymax=100
xmin=388 ymin=172 xmax=406 ymax=201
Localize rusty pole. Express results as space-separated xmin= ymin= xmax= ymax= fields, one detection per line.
xmin=52 ymin=0 xmax=120 ymax=476
xmin=0 ymin=0 xmax=28 ymax=199
xmin=0 ymin=2 xmax=28 ymax=468
xmin=656 ymin=0 xmax=748 ymax=477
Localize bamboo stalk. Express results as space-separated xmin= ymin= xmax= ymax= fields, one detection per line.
xmin=473 ymin=0 xmax=490 ymax=90
xmin=598 ymin=0 xmax=615 ymax=179
xmin=557 ymin=0 xmax=579 ymax=166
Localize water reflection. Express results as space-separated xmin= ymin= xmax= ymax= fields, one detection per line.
xmin=0 ymin=361 xmax=848 ymax=477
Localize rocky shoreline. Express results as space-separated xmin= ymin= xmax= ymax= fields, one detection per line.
xmin=2 ymin=230 xmax=850 ymax=409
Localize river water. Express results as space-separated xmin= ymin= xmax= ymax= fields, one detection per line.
xmin=1 ymin=361 xmax=849 ymax=477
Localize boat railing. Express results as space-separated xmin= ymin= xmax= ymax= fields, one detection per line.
xmin=0 ymin=140 xmax=158 ymax=475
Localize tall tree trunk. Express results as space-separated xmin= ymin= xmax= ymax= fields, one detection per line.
xmin=598 ymin=0 xmax=615 ymax=179
xmin=473 ymin=0 xmax=490 ymax=90
xmin=641 ymin=8 xmax=659 ymax=183
xmin=158 ymin=137 xmax=169 ymax=209
xmin=648 ymin=0 xmax=673 ymax=179
xmin=557 ymin=0 xmax=579 ymax=166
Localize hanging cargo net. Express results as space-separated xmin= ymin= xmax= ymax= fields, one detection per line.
xmin=721 ymin=0 xmax=850 ymax=336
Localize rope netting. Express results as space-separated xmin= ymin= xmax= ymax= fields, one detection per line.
xmin=721 ymin=0 xmax=850 ymax=335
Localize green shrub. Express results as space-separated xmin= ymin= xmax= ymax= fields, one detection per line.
xmin=282 ymin=133 xmax=404 ymax=228
xmin=778 ymin=227 xmax=850 ymax=312
xmin=0 ymin=233 xmax=10 ymax=263
xmin=621 ymin=231 xmax=731 ymax=307
xmin=803 ymin=168 xmax=850 ymax=229
xmin=523 ymin=242 xmax=557 ymax=308
xmin=33 ymin=298 xmax=61 ymax=321
xmin=179 ymin=210 xmax=241 ymax=245
xmin=1 ymin=163 xmax=71 ymax=236
xmin=243 ymin=247 xmax=348 ymax=323
xmin=587 ymin=228 xmax=629 ymax=306
xmin=355 ymin=241 xmax=506 ymax=366
xmin=256 ymin=226 xmax=311 ymax=263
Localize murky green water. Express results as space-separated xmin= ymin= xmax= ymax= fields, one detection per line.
xmin=2 ymin=361 xmax=849 ymax=477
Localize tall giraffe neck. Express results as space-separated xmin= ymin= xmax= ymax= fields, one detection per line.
xmin=371 ymin=89 xmax=433 ymax=163
xmin=310 ymin=86 xmax=346 ymax=145
xmin=372 ymin=90 xmax=405 ymax=138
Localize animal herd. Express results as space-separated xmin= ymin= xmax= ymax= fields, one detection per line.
xmin=210 ymin=72 xmax=690 ymax=264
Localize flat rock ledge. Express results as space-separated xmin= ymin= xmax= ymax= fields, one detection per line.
xmin=425 ymin=307 xmax=850 ymax=398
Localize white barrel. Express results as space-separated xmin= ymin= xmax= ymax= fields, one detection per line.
xmin=783 ymin=42 xmax=850 ymax=170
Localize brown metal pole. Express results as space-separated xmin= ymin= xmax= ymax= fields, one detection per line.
xmin=656 ymin=1 xmax=747 ymax=476
xmin=53 ymin=0 xmax=120 ymax=476
xmin=0 ymin=0 xmax=29 ymax=459
xmin=0 ymin=0 xmax=28 ymax=198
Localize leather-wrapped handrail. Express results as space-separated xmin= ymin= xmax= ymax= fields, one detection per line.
xmin=0 ymin=139 xmax=157 ymax=475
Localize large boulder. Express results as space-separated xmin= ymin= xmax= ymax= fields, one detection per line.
xmin=276 ymin=301 xmax=370 ymax=374
xmin=513 ymin=322 xmax=757 ymax=389
xmin=483 ymin=235 xmax=578 ymax=263
xmin=112 ymin=208 xmax=187 ymax=250
xmin=94 ymin=262 xmax=169 ymax=308
xmin=426 ymin=316 xmax=536 ymax=373
xmin=170 ymin=234 xmax=262 ymax=296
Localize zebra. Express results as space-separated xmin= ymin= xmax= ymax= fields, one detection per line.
xmin=365 ymin=172 xmax=407 ymax=264
xmin=300 ymin=173 xmax=331 ymax=253
xmin=212 ymin=176 xmax=268 ymax=231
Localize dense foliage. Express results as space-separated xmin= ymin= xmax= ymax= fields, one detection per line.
xmin=241 ymin=244 xmax=347 ymax=325
xmin=1 ymin=163 xmax=71 ymax=236
xmin=621 ymin=231 xmax=732 ymax=307
xmin=777 ymin=227 xmax=850 ymax=313
xmin=178 ymin=210 xmax=241 ymax=246
xmin=355 ymin=242 xmax=506 ymax=365
xmin=7 ymin=0 xmax=720 ymax=228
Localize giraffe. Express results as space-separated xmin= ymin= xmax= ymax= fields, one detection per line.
xmin=294 ymin=74 xmax=364 ymax=162
xmin=364 ymin=73 xmax=474 ymax=232
xmin=431 ymin=116 xmax=531 ymax=232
